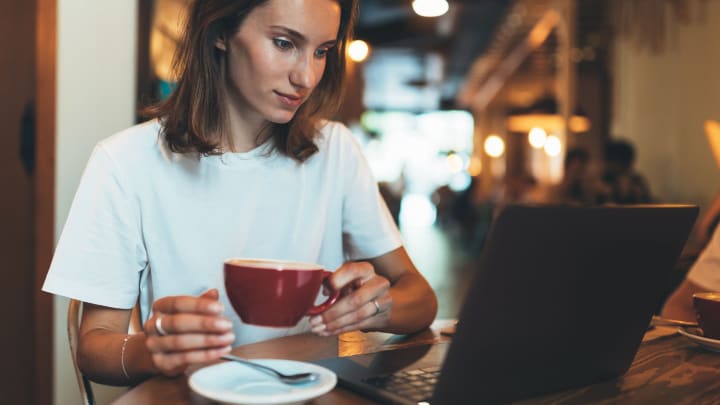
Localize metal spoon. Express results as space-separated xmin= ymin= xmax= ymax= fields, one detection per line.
xmin=221 ymin=354 xmax=319 ymax=385
xmin=650 ymin=315 xmax=698 ymax=328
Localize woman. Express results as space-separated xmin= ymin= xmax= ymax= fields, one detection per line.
xmin=42 ymin=0 xmax=437 ymax=385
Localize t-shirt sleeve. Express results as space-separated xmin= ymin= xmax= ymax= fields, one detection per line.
xmin=42 ymin=143 xmax=147 ymax=309
xmin=335 ymin=125 xmax=403 ymax=260
xmin=687 ymin=225 xmax=720 ymax=291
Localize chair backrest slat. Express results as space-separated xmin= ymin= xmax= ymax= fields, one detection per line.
xmin=67 ymin=299 xmax=95 ymax=405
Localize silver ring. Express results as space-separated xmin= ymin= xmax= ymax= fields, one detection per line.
xmin=155 ymin=315 xmax=168 ymax=336
xmin=372 ymin=299 xmax=381 ymax=316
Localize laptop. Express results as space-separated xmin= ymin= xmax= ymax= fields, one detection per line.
xmin=313 ymin=204 xmax=698 ymax=404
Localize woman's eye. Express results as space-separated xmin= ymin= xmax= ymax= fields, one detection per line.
xmin=314 ymin=48 xmax=330 ymax=59
xmin=273 ymin=38 xmax=293 ymax=50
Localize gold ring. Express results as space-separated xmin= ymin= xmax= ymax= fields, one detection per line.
xmin=155 ymin=315 xmax=168 ymax=336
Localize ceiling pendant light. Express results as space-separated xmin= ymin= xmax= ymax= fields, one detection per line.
xmin=506 ymin=96 xmax=591 ymax=134
xmin=412 ymin=0 xmax=449 ymax=18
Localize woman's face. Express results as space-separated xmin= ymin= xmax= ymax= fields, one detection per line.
xmin=219 ymin=0 xmax=341 ymax=127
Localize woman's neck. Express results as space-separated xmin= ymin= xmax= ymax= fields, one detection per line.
xmin=223 ymin=96 xmax=270 ymax=153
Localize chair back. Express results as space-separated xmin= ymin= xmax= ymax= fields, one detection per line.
xmin=67 ymin=299 xmax=95 ymax=405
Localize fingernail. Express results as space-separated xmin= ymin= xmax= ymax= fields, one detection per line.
xmin=225 ymin=333 xmax=236 ymax=341
xmin=209 ymin=302 xmax=222 ymax=312
xmin=216 ymin=319 xmax=232 ymax=329
xmin=312 ymin=324 xmax=326 ymax=333
xmin=309 ymin=316 xmax=322 ymax=325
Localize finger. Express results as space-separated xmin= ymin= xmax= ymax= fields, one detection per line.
xmin=314 ymin=275 xmax=390 ymax=325
xmin=329 ymin=262 xmax=375 ymax=291
xmin=325 ymin=295 xmax=392 ymax=332
xmin=312 ymin=293 xmax=392 ymax=334
xmin=327 ymin=315 xmax=389 ymax=335
xmin=146 ymin=331 xmax=235 ymax=353
xmin=152 ymin=345 xmax=232 ymax=376
xmin=146 ymin=313 xmax=233 ymax=336
xmin=153 ymin=295 xmax=224 ymax=316
xmin=198 ymin=288 xmax=219 ymax=300
xmin=320 ymin=306 xmax=392 ymax=336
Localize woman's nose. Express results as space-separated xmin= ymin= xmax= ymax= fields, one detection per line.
xmin=290 ymin=54 xmax=319 ymax=89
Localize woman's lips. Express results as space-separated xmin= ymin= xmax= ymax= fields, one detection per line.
xmin=275 ymin=91 xmax=304 ymax=108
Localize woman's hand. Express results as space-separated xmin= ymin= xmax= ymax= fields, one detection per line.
xmin=144 ymin=289 xmax=234 ymax=376
xmin=309 ymin=261 xmax=392 ymax=336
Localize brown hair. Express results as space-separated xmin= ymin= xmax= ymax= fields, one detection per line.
xmin=143 ymin=0 xmax=358 ymax=162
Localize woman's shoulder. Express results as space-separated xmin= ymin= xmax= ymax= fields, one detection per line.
xmin=96 ymin=119 xmax=164 ymax=160
xmin=315 ymin=120 xmax=363 ymax=154
xmin=317 ymin=119 xmax=349 ymax=138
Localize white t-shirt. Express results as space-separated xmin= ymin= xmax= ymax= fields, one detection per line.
xmin=43 ymin=119 xmax=403 ymax=344
xmin=687 ymin=224 xmax=720 ymax=291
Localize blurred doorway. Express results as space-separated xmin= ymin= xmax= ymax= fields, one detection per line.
xmin=0 ymin=1 xmax=37 ymax=403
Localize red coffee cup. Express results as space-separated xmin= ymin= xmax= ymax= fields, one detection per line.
xmin=224 ymin=258 xmax=339 ymax=327
xmin=692 ymin=292 xmax=720 ymax=340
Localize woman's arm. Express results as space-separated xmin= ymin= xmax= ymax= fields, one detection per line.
xmin=661 ymin=279 xmax=703 ymax=322
xmin=78 ymin=304 xmax=155 ymax=385
xmin=78 ymin=289 xmax=235 ymax=385
xmin=696 ymin=192 xmax=720 ymax=244
xmin=309 ymin=247 xmax=438 ymax=336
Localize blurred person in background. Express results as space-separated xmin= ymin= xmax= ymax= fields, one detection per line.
xmin=601 ymin=139 xmax=652 ymax=204
xmin=546 ymin=146 xmax=606 ymax=205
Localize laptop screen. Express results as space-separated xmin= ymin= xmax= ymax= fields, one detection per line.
xmin=316 ymin=204 xmax=698 ymax=404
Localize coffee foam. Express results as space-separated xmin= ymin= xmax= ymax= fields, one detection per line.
xmin=225 ymin=258 xmax=322 ymax=271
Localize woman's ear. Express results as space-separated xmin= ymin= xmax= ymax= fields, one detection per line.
xmin=215 ymin=37 xmax=227 ymax=51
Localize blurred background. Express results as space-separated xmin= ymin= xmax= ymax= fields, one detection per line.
xmin=2 ymin=0 xmax=720 ymax=404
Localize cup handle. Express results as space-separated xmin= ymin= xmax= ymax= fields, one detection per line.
xmin=306 ymin=271 xmax=340 ymax=316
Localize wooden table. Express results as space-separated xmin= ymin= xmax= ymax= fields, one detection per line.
xmin=112 ymin=321 xmax=720 ymax=404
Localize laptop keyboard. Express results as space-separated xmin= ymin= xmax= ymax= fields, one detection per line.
xmin=362 ymin=366 xmax=441 ymax=403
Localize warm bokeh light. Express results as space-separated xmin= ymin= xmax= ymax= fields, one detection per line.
xmin=484 ymin=135 xmax=505 ymax=158
xmin=544 ymin=135 xmax=562 ymax=157
xmin=446 ymin=153 xmax=464 ymax=174
xmin=705 ymin=120 xmax=720 ymax=169
xmin=468 ymin=155 xmax=482 ymax=176
xmin=506 ymin=114 xmax=591 ymax=134
xmin=412 ymin=0 xmax=449 ymax=18
xmin=528 ymin=127 xmax=547 ymax=149
xmin=348 ymin=40 xmax=370 ymax=62
xmin=150 ymin=0 xmax=188 ymax=82
xmin=528 ymin=10 xmax=560 ymax=47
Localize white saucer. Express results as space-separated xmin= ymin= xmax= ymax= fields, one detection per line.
xmin=677 ymin=327 xmax=720 ymax=352
xmin=189 ymin=359 xmax=337 ymax=405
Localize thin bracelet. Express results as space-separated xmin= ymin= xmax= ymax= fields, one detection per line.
xmin=120 ymin=334 xmax=131 ymax=381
